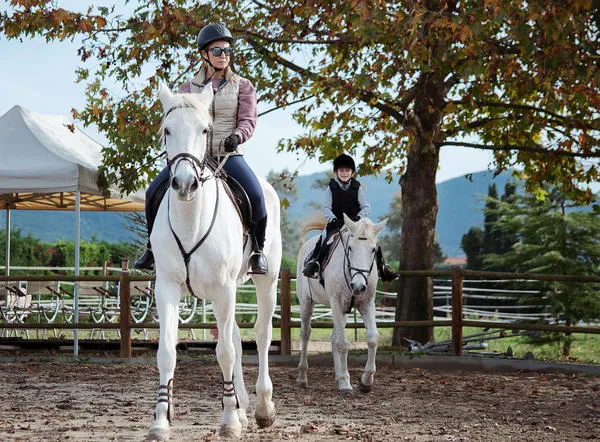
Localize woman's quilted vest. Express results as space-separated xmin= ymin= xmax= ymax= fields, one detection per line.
xmin=190 ymin=67 xmax=243 ymax=158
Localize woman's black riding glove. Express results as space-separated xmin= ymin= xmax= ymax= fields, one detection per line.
xmin=224 ymin=134 xmax=240 ymax=152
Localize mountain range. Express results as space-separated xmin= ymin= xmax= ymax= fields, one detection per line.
xmin=1 ymin=169 xmax=516 ymax=257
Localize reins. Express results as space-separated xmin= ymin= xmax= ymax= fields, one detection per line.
xmin=163 ymin=103 xmax=232 ymax=298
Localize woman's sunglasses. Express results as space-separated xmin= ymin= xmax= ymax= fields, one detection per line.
xmin=209 ymin=47 xmax=234 ymax=57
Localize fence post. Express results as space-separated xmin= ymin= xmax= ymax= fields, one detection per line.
xmin=279 ymin=269 xmax=292 ymax=356
xmin=451 ymin=266 xmax=464 ymax=356
xmin=119 ymin=259 xmax=132 ymax=358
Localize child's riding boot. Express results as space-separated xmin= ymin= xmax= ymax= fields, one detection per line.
xmin=376 ymin=245 xmax=398 ymax=282
xmin=248 ymin=216 xmax=268 ymax=274
xmin=302 ymin=237 xmax=323 ymax=277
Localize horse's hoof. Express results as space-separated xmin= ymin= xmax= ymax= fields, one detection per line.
xmin=255 ymin=411 xmax=276 ymax=428
xmin=219 ymin=424 xmax=242 ymax=439
xmin=238 ymin=408 xmax=249 ymax=428
xmin=358 ymin=377 xmax=373 ymax=393
xmin=339 ymin=388 xmax=353 ymax=396
xmin=144 ymin=428 xmax=170 ymax=441
xmin=296 ymin=380 xmax=308 ymax=388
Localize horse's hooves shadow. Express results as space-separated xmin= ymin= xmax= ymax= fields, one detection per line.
xmin=256 ymin=412 xmax=276 ymax=428
xmin=144 ymin=428 xmax=170 ymax=442
xmin=358 ymin=378 xmax=373 ymax=393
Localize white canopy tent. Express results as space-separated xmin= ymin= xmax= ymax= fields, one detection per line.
xmin=0 ymin=105 xmax=145 ymax=355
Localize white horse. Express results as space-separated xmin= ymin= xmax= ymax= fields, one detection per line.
xmin=296 ymin=214 xmax=387 ymax=394
xmin=145 ymin=83 xmax=281 ymax=441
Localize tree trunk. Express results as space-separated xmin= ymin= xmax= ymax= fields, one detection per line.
xmin=392 ymin=73 xmax=444 ymax=347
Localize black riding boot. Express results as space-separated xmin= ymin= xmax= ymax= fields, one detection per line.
xmin=376 ymin=245 xmax=398 ymax=282
xmin=134 ymin=172 xmax=170 ymax=271
xmin=248 ymin=216 xmax=268 ymax=274
xmin=134 ymin=199 xmax=156 ymax=270
xmin=302 ymin=237 xmax=323 ymax=277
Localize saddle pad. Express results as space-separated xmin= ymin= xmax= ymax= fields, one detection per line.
xmin=221 ymin=174 xmax=252 ymax=230
xmin=320 ymin=227 xmax=346 ymax=271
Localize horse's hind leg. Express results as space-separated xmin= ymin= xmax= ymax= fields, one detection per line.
xmin=213 ymin=285 xmax=243 ymax=438
xmin=146 ymin=282 xmax=179 ymax=442
xmin=296 ymin=289 xmax=314 ymax=388
xmin=357 ymin=302 xmax=379 ymax=393
xmin=252 ymin=275 xmax=277 ymax=428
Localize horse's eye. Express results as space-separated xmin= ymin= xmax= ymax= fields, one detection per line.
xmin=202 ymin=128 xmax=209 ymax=134
xmin=164 ymin=128 xmax=171 ymax=136
xmin=348 ymin=247 xmax=352 ymax=252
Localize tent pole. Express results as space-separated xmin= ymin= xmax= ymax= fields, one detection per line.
xmin=73 ymin=191 xmax=81 ymax=357
xmin=4 ymin=208 xmax=9 ymax=276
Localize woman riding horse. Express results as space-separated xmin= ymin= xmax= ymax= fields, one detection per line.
xmin=135 ymin=23 xmax=268 ymax=274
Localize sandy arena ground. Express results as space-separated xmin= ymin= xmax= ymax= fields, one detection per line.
xmin=1 ymin=353 xmax=600 ymax=441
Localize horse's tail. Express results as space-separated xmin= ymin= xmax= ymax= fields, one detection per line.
xmin=300 ymin=213 xmax=327 ymax=242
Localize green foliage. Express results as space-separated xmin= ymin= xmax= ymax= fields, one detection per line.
xmin=461 ymin=182 xmax=519 ymax=270
xmin=0 ymin=229 xmax=136 ymax=274
xmin=483 ymin=188 xmax=600 ymax=352
xmin=461 ymin=226 xmax=484 ymax=269
xmin=2 ymin=2 xmax=597 ymax=197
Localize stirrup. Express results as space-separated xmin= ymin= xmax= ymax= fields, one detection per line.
xmin=247 ymin=251 xmax=268 ymax=274
xmin=134 ymin=248 xmax=155 ymax=271
xmin=302 ymin=260 xmax=321 ymax=279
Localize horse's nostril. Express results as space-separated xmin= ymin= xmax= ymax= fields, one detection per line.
xmin=171 ymin=177 xmax=180 ymax=190
xmin=190 ymin=177 xmax=199 ymax=192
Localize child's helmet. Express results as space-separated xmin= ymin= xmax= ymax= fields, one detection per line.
xmin=333 ymin=154 xmax=356 ymax=172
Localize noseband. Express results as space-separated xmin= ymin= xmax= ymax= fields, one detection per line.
xmin=340 ymin=230 xmax=376 ymax=291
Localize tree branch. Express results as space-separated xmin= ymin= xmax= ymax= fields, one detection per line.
xmin=245 ymin=37 xmax=405 ymax=123
xmin=258 ymin=95 xmax=315 ymax=117
xmin=440 ymin=141 xmax=600 ymax=159
xmin=241 ymin=29 xmax=355 ymax=45
xmin=454 ymin=99 xmax=600 ymax=130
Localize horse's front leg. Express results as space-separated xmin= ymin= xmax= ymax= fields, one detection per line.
xmin=252 ymin=276 xmax=277 ymax=428
xmin=357 ymin=301 xmax=379 ymax=393
xmin=146 ymin=281 xmax=180 ymax=442
xmin=330 ymin=305 xmax=352 ymax=394
xmin=296 ymin=291 xmax=314 ymax=389
xmin=213 ymin=285 xmax=243 ymax=439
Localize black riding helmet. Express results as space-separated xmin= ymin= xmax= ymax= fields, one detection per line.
xmin=333 ymin=154 xmax=356 ymax=172
xmin=197 ymin=23 xmax=234 ymax=50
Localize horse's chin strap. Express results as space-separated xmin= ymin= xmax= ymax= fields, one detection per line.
xmin=167 ymin=177 xmax=220 ymax=297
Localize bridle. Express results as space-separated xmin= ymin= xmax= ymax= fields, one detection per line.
xmin=162 ymin=103 xmax=230 ymax=297
xmin=339 ymin=229 xmax=377 ymax=293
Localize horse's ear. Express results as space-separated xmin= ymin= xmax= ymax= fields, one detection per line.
xmin=196 ymin=84 xmax=214 ymax=106
xmin=343 ymin=213 xmax=356 ymax=232
xmin=158 ymin=82 xmax=174 ymax=111
xmin=373 ymin=218 xmax=388 ymax=236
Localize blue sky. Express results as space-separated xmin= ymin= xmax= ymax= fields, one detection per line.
xmin=0 ymin=1 xmax=508 ymax=185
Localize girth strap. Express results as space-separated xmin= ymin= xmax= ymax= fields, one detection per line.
xmin=167 ymin=179 xmax=220 ymax=297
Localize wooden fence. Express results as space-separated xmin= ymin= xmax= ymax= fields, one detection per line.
xmin=1 ymin=261 xmax=599 ymax=358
